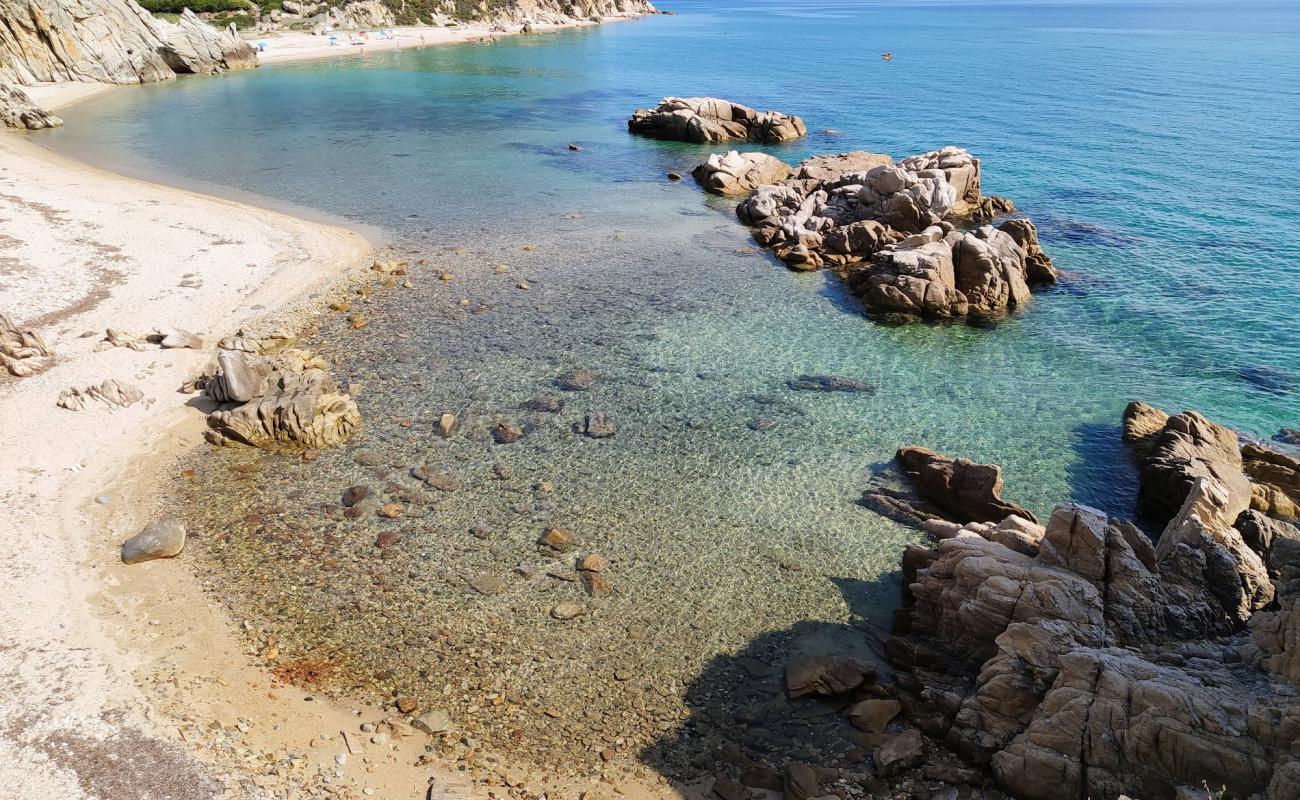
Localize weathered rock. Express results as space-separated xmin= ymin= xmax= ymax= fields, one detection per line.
xmin=878 ymin=410 xmax=1300 ymax=800
xmin=550 ymin=601 xmax=585 ymax=620
xmin=1243 ymin=442 xmax=1300 ymax=516
xmin=121 ymin=517 xmax=186 ymax=564
xmin=997 ymin=218 xmax=1057 ymax=284
xmin=629 ymin=97 xmax=806 ymax=144
xmin=691 ymin=151 xmax=791 ymax=196
xmin=0 ymin=81 xmax=60 ymax=129
xmin=204 ymin=349 xmax=360 ymax=451
xmin=538 ymin=526 xmax=575 ymax=553
xmin=1131 ymin=408 xmax=1252 ymax=526
xmin=895 ymin=446 xmax=1037 ymax=524
xmin=785 ymin=654 xmax=873 ymax=698
xmin=583 ymin=410 xmax=616 ymax=438
xmin=0 ymin=0 xmax=175 ymax=85
xmin=873 ymin=729 xmax=926 ymax=778
xmin=782 ymin=763 xmax=819 ymax=800
xmin=847 ymin=698 xmax=900 ymax=733
xmin=492 ymin=422 xmax=523 ymax=444
xmin=151 ymin=325 xmax=204 ymax=349
xmin=732 ymin=146 xmax=1055 ymax=323
xmin=0 ymin=312 xmax=54 ymax=376
xmin=159 ymin=10 xmax=257 ymax=75
xmin=341 ymin=485 xmax=369 ymax=507
xmin=57 ymin=379 xmax=145 ymax=410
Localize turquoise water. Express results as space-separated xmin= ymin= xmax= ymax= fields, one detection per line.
xmin=39 ymin=0 xmax=1300 ymax=778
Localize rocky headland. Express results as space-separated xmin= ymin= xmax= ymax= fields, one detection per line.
xmin=850 ymin=403 xmax=1299 ymax=799
xmin=0 ymin=0 xmax=257 ymax=129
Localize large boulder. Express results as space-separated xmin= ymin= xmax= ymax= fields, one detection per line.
xmin=1128 ymin=408 xmax=1253 ymax=526
xmin=628 ymin=97 xmax=805 ymax=144
xmin=691 ymin=151 xmax=790 ymax=197
xmin=203 ymin=348 xmax=360 ymax=451
xmin=894 ymin=445 xmax=1038 ymax=524
xmin=0 ymin=0 xmax=175 ymax=85
xmin=159 ymin=10 xmax=257 ymax=75
xmin=0 ymin=81 xmax=61 ymax=129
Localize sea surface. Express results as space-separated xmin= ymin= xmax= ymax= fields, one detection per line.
xmin=40 ymin=0 xmax=1300 ymax=781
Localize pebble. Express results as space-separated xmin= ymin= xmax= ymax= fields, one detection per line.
xmin=121 ymin=517 xmax=187 ymax=564
xmin=438 ymin=413 xmax=456 ymax=437
xmin=577 ymin=553 xmax=610 ymax=573
xmin=353 ymin=451 xmax=381 ymax=466
xmin=550 ymin=602 xmax=585 ymax=621
xmin=95 ymin=495 xmax=111 ymax=506
xmin=341 ymin=485 xmax=370 ymax=507
xmin=348 ymin=315 xmax=368 ymax=330
xmin=747 ymin=418 xmax=776 ymax=431
xmin=378 ymin=503 xmax=404 ymax=519
xmin=412 ymin=709 xmax=451 ymax=735
xmin=396 ymin=697 xmax=418 ymax=714
xmin=667 ymin=171 xmax=683 ymax=181
xmin=469 ymin=522 xmax=493 ymax=539
xmin=583 ymin=410 xmax=616 ymax=438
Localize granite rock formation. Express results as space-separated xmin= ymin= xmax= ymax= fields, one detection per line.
xmin=730 ymin=146 xmax=1057 ymax=322
xmin=628 ymin=97 xmax=806 ymax=144
xmin=0 ymin=81 xmax=60 ymax=128
xmin=691 ymin=151 xmax=790 ymax=197
xmin=200 ymin=333 xmax=360 ymax=451
xmin=876 ymin=405 xmax=1300 ymax=800
xmin=0 ymin=0 xmax=257 ymax=127
xmin=0 ymin=311 xmax=54 ymax=376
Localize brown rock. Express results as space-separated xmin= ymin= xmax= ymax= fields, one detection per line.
xmin=895 ymin=446 xmax=1037 ymax=524
xmin=874 ymin=729 xmax=926 ymax=777
xmin=378 ymin=503 xmax=403 ymax=519
xmin=538 ymin=526 xmax=575 ymax=553
xmin=785 ymin=654 xmax=873 ymax=698
xmin=493 ymin=422 xmax=523 ymax=444
xmin=782 ymin=763 xmax=819 ymax=800
xmin=847 ymin=698 xmax=900 ymax=733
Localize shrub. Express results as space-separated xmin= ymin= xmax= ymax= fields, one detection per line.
xmin=139 ymin=0 xmax=254 ymax=14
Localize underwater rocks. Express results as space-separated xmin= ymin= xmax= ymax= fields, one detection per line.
xmin=691 ymin=151 xmax=791 ymax=197
xmin=729 ymin=146 xmax=1056 ymax=323
xmin=786 ymin=374 xmax=874 ymax=393
xmin=628 ymin=97 xmax=806 ymax=144
xmin=876 ymin=406 xmax=1300 ymax=800
xmin=0 ymin=312 xmax=54 ymax=376
xmin=201 ymin=336 xmax=360 ymax=451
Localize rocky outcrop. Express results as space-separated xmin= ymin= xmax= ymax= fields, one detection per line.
xmin=691 ymin=151 xmax=790 ymax=197
xmin=0 ymin=0 xmax=258 ymax=128
xmin=159 ymin=10 xmax=257 ymax=75
xmin=56 ymin=378 xmax=145 ymax=410
xmin=628 ymin=97 xmax=806 ymax=144
xmin=1243 ymin=441 xmax=1300 ymax=520
xmin=894 ymin=446 xmax=1038 ymax=524
xmin=731 ymin=146 xmax=1056 ymax=323
xmin=0 ymin=81 xmax=60 ymax=128
xmin=0 ymin=311 xmax=54 ymax=376
xmin=877 ymin=406 xmax=1300 ymax=800
xmin=200 ymin=332 xmax=359 ymax=451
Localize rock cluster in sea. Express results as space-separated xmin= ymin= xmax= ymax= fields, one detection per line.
xmin=864 ymin=403 xmax=1300 ymax=800
xmin=628 ymin=97 xmax=807 ymax=144
xmin=0 ymin=0 xmax=256 ymax=129
xmin=725 ymin=146 xmax=1056 ymax=322
xmin=196 ymin=328 xmax=361 ymax=450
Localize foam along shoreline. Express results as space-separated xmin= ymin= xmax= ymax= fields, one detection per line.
xmin=0 ymin=130 xmax=419 ymax=797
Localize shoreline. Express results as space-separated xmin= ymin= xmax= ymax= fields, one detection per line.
xmin=0 ymin=129 xmax=427 ymax=797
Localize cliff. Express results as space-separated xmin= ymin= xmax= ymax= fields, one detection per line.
xmin=0 ymin=0 xmax=256 ymax=128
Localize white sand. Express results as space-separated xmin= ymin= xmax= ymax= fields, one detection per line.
xmin=0 ymin=130 xmax=434 ymax=797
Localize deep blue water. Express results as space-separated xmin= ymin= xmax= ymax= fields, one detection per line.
xmin=35 ymin=0 xmax=1300 ymax=768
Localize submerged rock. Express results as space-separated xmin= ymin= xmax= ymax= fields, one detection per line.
xmin=628 ymin=97 xmax=806 ymax=144
xmin=786 ymin=374 xmax=874 ymax=393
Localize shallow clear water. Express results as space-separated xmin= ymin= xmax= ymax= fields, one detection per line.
xmin=40 ymin=0 xmax=1300 ymax=779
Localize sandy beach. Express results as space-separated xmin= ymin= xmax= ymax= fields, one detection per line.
xmin=0 ymin=95 xmax=439 ymax=797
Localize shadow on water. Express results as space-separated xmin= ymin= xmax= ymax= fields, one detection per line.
xmin=636 ymin=572 xmax=902 ymax=792
xmin=1067 ymin=420 xmax=1142 ymax=524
